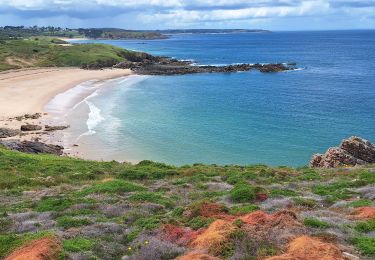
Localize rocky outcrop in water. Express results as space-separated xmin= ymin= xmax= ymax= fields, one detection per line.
xmin=0 ymin=140 xmax=63 ymax=155
xmin=82 ymin=50 xmax=296 ymax=75
xmin=114 ymin=58 xmax=294 ymax=75
xmin=0 ymin=128 xmax=21 ymax=138
xmin=310 ymin=136 xmax=375 ymax=168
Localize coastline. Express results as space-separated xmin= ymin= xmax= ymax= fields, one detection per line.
xmin=0 ymin=67 xmax=133 ymax=156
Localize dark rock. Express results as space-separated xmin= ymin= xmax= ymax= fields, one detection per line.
xmin=24 ymin=113 xmax=42 ymax=120
xmin=14 ymin=113 xmax=42 ymax=121
xmin=20 ymin=125 xmax=42 ymax=131
xmin=111 ymin=52 xmax=296 ymax=75
xmin=310 ymin=136 xmax=375 ymax=168
xmin=45 ymin=125 xmax=69 ymax=131
xmin=0 ymin=140 xmax=63 ymax=155
xmin=0 ymin=128 xmax=21 ymax=138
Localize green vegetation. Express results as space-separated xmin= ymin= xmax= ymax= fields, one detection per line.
xmin=303 ymin=217 xmax=331 ymax=229
xmin=354 ymin=219 xmax=375 ymax=233
xmin=0 ymin=146 xmax=374 ymax=259
xmin=0 ymin=26 xmax=167 ymax=40
xmin=78 ymin=179 xmax=145 ymax=196
xmin=229 ymin=204 xmax=260 ymax=215
xmin=63 ymin=237 xmax=96 ymax=252
xmin=348 ymin=199 xmax=374 ymax=208
xmin=270 ymin=188 xmax=298 ymax=197
xmin=187 ymin=216 xmax=214 ymax=230
xmin=0 ymin=37 xmax=150 ymax=71
xmin=56 ymin=216 xmax=92 ymax=229
xmin=351 ymin=237 xmax=375 ymax=256
xmin=230 ymin=183 xmax=257 ymax=203
xmin=128 ymin=191 xmax=175 ymax=207
xmin=34 ymin=197 xmax=74 ymax=212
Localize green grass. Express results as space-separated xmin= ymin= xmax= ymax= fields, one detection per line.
xmin=0 ymin=38 xmax=143 ymax=71
xmin=229 ymin=204 xmax=260 ymax=215
xmin=56 ymin=216 xmax=92 ymax=229
xmin=128 ymin=191 xmax=174 ymax=207
xmin=34 ymin=197 xmax=74 ymax=212
xmin=348 ymin=199 xmax=374 ymax=208
xmin=187 ymin=216 xmax=214 ymax=230
xmin=354 ymin=219 xmax=375 ymax=233
xmin=270 ymin=189 xmax=298 ymax=197
xmin=78 ymin=179 xmax=146 ymax=196
xmin=303 ymin=217 xmax=331 ymax=229
xmin=63 ymin=237 xmax=96 ymax=252
xmin=351 ymin=237 xmax=375 ymax=256
xmin=134 ymin=216 xmax=161 ymax=230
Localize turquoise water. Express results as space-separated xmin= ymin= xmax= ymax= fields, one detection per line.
xmin=71 ymin=31 xmax=375 ymax=166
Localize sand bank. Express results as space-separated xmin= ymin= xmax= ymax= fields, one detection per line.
xmin=0 ymin=68 xmax=132 ymax=118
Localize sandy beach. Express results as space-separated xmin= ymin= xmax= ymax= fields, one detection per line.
xmin=0 ymin=67 xmax=132 ymax=118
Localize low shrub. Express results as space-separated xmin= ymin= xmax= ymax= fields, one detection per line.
xmin=270 ymin=189 xmax=298 ymax=197
xmin=230 ymin=184 xmax=256 ymax=203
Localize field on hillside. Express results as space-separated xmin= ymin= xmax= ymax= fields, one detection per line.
xmin=0 ymin=147 xmax=374 ymax=259
xmin=0 ymin=38 xmax=134 ymax=71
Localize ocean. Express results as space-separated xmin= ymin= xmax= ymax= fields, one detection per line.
xmin=54 ymin=30 xmax=375 ymax=166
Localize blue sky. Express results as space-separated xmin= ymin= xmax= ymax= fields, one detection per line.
xmin=0 ymin=0 xmax=374 ymax=30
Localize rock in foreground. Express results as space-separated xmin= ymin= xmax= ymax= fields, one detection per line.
xmin=0 ymin=140 xmax=63 ymax=155
xmin=310 ymin=136 xmax=375 ymax=168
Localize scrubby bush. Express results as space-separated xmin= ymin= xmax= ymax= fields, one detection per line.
xmin=230 ymin=184 xmax=256 ymax=203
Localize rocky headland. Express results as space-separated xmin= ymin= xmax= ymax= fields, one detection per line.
xmin=82 ymin=51 xmax=296 ymax=75
xmin=310 ymin=136 xmax=375 ymax=168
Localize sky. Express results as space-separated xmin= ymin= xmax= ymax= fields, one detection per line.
xmin=0 ymin=0 xmax=374 ymax=30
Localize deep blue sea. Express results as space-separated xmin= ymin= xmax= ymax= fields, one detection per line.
xmin=68 ymin=31 xmax=375 ymax=166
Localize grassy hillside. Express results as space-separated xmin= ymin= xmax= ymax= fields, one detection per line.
xmin=0 ymin=38 xmax=136 ymax=71
xmin=0 ymin=146 xmax=374 ymax=259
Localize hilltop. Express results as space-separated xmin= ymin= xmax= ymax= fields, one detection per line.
xmin=0 ymin=146 xmax=374 ymax=259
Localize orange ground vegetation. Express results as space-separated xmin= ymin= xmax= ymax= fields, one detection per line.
xmin=183 ymin=202 xmax=234 ymax=220
xmin=239 ymin=210 xmax=305 ymax=245
xmin=177 ymin=252 xmax=219 ymax=260
xmin=352 ymin=207 xmax=375 ymax=220
xmin=159 ymin=224 xmax=201 ymax=246
xmin=5 ymin=237 xmax=62 ymax=260
xmin=191 ymin=219 xmax=235 ymax=255
xmin=266 ymin=236 xmax=344 ymax=260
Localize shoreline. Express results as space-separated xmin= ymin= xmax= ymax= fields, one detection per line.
xmin=0 ymin=67 xmax=133 ymax=157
